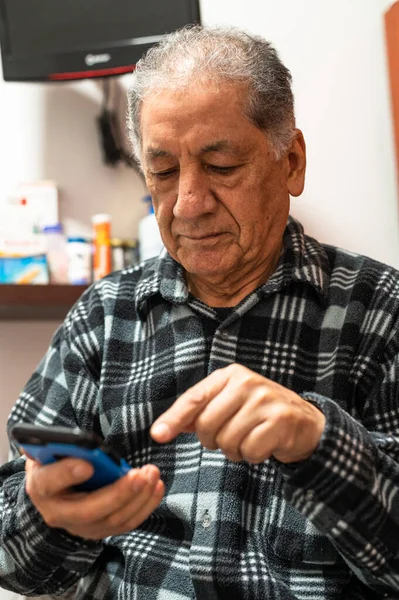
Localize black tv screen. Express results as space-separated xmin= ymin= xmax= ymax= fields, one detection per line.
xmin=0 ymin=0 xmax=200 ymax=81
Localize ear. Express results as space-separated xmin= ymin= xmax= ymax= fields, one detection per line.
xmin=286 ymin=129 xmax=306 ymax=197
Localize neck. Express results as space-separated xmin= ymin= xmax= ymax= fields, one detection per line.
xmin=186 ymin=242 xmax=282 ymax=307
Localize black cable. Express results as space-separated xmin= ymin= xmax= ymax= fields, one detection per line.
xmin=102 ymin=78 xmax=110 ymax=110
xmin=96 ymin=77 xmax=144 ymax=180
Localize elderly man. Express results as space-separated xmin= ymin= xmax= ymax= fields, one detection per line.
xmin=0 ymin=25 xmax=398 ymax=600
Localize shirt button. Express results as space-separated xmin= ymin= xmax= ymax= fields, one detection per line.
xmin=220 ymin=330 xmax=229 ymax=339
xmin=306 ymin=490 xmax=315 ymax=500
xmin=202 ymin=510 xmax=211 ymax=529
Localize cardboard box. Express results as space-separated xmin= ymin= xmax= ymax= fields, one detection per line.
xmin=0 ymin=236 xmax=49 ymax=284
xmin=0 ymin=180 xmax=59 ymax=236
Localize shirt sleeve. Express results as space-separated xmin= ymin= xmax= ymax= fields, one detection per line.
xmin=0 ymin=289 xmax=105 ymax=596
xmin=282 ymin=344 xmax=399 ymax=595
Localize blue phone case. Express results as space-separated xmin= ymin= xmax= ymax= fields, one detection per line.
xmin=21 ymin=442 xmax=131 ymax=491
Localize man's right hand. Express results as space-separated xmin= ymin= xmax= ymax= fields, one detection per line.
xmin=25 ymin=457 xmax=165 ymax=540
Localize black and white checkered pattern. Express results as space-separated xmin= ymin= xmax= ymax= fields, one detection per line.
xmin=1 ymin=217 xmax=399 ymax=599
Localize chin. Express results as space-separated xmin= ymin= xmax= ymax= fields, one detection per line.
xmin=176 ymin=247 xmax=238 ymax=279
xmin=183 ymin=259 xmax=233 ymax=279
xmin=187 ymin=266 xmax=222 ymax=278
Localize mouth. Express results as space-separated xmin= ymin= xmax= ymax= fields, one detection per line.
xmin=179 ymin=232 xmax=224 ymax=241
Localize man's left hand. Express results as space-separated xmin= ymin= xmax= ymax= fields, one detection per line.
xmin=150 ymin=364 xmax=325 ymax=464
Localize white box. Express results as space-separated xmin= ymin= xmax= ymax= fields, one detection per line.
xmin=0 ymin=180 xmax=59 ymax=235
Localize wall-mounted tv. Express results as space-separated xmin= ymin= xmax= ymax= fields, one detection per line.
xmin=0 ymin=0 xmax=201 ymax=82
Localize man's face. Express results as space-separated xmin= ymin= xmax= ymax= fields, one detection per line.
xmin=141 ymin=81 xmax=304 ymax=283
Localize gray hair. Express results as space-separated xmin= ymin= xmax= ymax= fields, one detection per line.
xmin=127 ymin=25 xmax=296 ymax=165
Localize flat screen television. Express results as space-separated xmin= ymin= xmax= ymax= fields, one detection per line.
xmin=0 ymin=0 xmax=201 ymax=82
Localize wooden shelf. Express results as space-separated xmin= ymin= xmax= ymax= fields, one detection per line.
xmin=0 ymin=284 xmax=88 ymax=320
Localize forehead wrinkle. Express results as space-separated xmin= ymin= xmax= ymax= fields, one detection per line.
xmin=199 ymin=140 xmax=240 ymax=155
xmin=145 ymin=138 xmax=251 ymax=163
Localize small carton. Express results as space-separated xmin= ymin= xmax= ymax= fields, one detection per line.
xmin=0 ymin=236 xmax=49 ymax=284
xmin=0 ymin=180 xmax=59 ymax=236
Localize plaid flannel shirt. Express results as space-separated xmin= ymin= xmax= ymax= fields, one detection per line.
xmin=1 ymin=216 xmax=399 ymax=600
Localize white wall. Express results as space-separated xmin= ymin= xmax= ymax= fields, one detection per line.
xmin=200 ymin=0 xmax=399 ymax=264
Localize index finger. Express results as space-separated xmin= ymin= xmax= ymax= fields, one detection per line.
xmin=150 ymin=367 xmax=230 ymax=443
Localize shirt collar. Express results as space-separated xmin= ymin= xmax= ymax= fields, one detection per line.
xmin=134 ymin=216 xmax=330 ymax=316
xmin=260 ymin=216 xmax=330 ymax=305
xmin=134 ymin=247 xmax=188 ymax=316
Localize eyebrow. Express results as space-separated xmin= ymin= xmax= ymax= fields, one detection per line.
xmin=199 ymin=140 xmax=240 ymax=154
xmin=145 ymin=147 xmax=170 ymax=159
xmin=145 ymin=140 xmax=242 ymax=160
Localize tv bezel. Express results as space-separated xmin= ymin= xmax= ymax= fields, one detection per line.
xmin=0 ymin=0 xmax=201 ymax=82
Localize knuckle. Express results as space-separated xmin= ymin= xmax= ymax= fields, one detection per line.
xmin=275 ymin=406 xmax=296 ymax=435
xmin=224 ymin=363 xmax=240 ymax=375
xmin=195 ymin=413 xmax=213 ymax=437
xmin=277 ymin=403 xmax=293 ymax=420
xmin=239 ymin=373 xmax=254 ymax=393
xmin=240 ymin=441 xmax=265 ymax=464
xmin=229 ymin=363 xmax=249 ymax=377
xmin=215 ymin=433 xmax=236 ymax=456
xmin=282 ymin=433 xmax=296 ymax=453
xmin=190 ymin=390 xmax=205 ymax=405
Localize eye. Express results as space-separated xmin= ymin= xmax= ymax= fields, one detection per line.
xmin=151 ymin=168 xmax=178 ymax=180
xmin=208 ymin=165 xmax=238 ymax=175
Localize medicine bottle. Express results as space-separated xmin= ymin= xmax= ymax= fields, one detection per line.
xmin=42 ymin=223 xmax=68 ymax=283
xmin=67 ymin=237 xmax=92 ymax=285
xmin=92 ymin=214 xmax=111 ymax=281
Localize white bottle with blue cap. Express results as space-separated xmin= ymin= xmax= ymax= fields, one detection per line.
xmin=138 ymin=195 xmax=164 ymax=262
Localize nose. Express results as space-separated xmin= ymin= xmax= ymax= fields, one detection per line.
xmin=173 ymin=167 xmax=217 ymax=220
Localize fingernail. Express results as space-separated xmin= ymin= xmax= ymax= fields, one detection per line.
xmin=145 ymin=468 xmax=159 ymax=486
xmin=151 ymin=422 xmax=171 ymax=440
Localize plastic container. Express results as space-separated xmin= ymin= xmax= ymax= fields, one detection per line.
xmin=110 ymin=238 xmax=125 ymax=272
xmin=92 ymin=214 xmax=111 ymax=281
xmin=67 ymin=237 xmax=92 ymax=285
xmin=42 ymin=223 xmax=68 ymax=283
xmin=138 ymin=196 xmax=163 ymax=262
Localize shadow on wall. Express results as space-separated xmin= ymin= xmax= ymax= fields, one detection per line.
xmin=41 ymin=78 xmax=147 ymax=240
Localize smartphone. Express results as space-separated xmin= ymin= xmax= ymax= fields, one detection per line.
xmin=10 ymin=423 xmax=131 ymax=492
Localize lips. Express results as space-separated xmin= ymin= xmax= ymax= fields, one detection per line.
xmin=179 ymin=232 xmax=224 ymax=240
